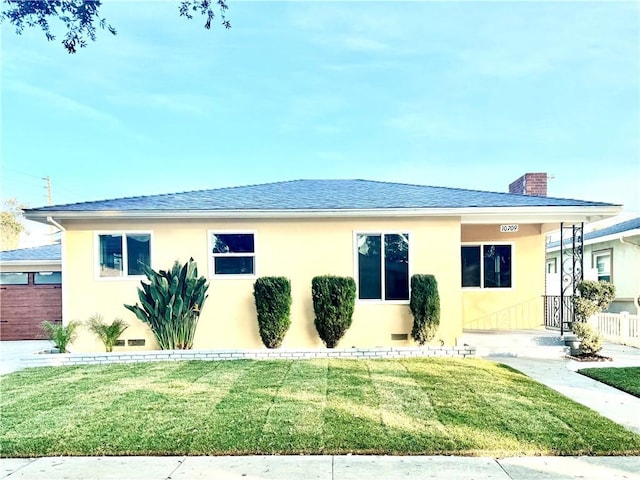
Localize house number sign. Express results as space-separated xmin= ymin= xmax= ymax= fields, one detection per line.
xmin=500 ymin=224 xmax=519 ymax=233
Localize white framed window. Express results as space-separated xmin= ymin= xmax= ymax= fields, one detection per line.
xmin=209 ymin=231 xmax=256 ymax=277
xmin=592 ymin=249 xmax=612 ymax=282
xmin=546 ymin=258 xmax=557 ymax=274
xmin=355 ymin=232 xmax=410 ymax=302
xmin=96 ymin=232 xmax=151 ymax=278
xmin=461 ymin=243 xmax=513 ymax=289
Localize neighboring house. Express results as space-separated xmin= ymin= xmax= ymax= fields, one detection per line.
xmin=23 ymin=177 xmax=619 ymax=352
xmin=546 ymin=217 xmax=640 ymax=314
xmin=0 ymin=243 xmax=62 ymax=340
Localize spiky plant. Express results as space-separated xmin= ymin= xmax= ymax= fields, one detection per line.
xmin=41 ymin=320 xmax=80 ymax=353
xmin=87 ymin=314 xmax=128 ymax=352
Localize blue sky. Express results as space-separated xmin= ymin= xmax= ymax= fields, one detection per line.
xmin=1 ymin=0 xmax=639 ymax=244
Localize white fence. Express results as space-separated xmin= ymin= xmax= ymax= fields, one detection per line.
xmin=590 ymin=311 xmax=640 ymax=347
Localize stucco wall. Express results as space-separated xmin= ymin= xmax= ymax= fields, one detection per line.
xmin=461 ymin=224 xmax=545 ymax=330
xmin=62 ymin=217 xmax=463 ymax=352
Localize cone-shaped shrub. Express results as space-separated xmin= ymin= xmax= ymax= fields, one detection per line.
xmin=410 ymin=274 xmax=440 ymax=345
xmin=312 ymin=275 xmax=356 ymax=348
xmin=124 ymin=258 xmax=209 ymax=350
xmin=253 ymin=276 xmax=292 ymax=348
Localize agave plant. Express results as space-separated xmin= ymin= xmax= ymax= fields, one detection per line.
xmin=41 ymin=320 xmax=80 ymax=353
xmin=87 ymin=314 xmax=128 ymax=352
xmin=124 ymin=258 xmax=209 ymax=350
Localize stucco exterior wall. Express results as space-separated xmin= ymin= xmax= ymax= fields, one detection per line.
xmin=62 ymin=217 xmax=463 ymax=352
xmin=461 ymin=224 xmax=545 ymax=330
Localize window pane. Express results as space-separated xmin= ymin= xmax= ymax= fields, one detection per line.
xmin=214 ymin=256 xmax=254 ymax=275
xmin=212 ymin=234 xmax=254 ymax=253
xmin=99 ymin=234 xmax=123 ymax=277
xmin=461 ymin=246 xmax=481 ymax=287
xmin=0 ymin=272 xmax=28 ymax=285
xmin=127 ymin=234 xmax=151 ymax=276
xmin=357 ymin=234 xmax=382 ymax=299
xmin=385 ymin=233 xmax=409 ymax=300
xmin=34 ymin=271 xmax=62 ymax=284
xmin=483 ymin=245 xmax=512 ymax=288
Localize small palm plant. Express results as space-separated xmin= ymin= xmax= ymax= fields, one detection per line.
xmin=41 ymin=320 xmax=80 ymax=353
xmin=87 ymin=314 xmax=128 ymax=352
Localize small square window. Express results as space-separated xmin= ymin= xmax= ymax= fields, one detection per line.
xmin=461 ymin=244 xmax=512 ymax=289
xmin=98 ymin=232 xmax=151 ymax=278
xmin=210 ymin=232 xmax=256 ymax=276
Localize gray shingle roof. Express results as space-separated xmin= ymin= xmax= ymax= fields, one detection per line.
xmin=547 ymin=217 xmax=640 ymax=249
xmin=0 ymin=244 xmax=61 ymax=262
xmin=24 ymin=179 xmax=616 ymax=213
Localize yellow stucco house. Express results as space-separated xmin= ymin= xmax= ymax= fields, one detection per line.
xmin=24 ymin=177 xmax=620 ymax=352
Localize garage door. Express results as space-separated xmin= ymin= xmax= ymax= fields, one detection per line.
xmin=0 ymin=271 xmax=62 ymax=340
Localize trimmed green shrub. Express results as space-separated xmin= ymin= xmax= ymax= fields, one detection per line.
xmin=312 ymin=275 xmax=356 ymax=348
xmin=41 ymin=320 xmax=80 ymax=353
xmin=87 ymin=314 xmax=128 ymax=352
xmin=253 ymin=276 xmax=292 ymax=349
xmin=124 ymin=258 xmax=209 ymax=350
xmin=572 ymin=322 xmax=603 ymax=355
xmin=410 ymin=274 xmax=441 ymax=345
xmin=573 ymin=280 xmax=616 ymax=323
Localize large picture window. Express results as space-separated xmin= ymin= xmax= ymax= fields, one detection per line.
xmin=98 ymin=233 xmax=151 ymax=278
xmin=210 ymin=232 xmax=256 ymax=276
xmin=356 ymin=233 xmax=409 ymax=301
xmin=462 ymin=244 xmax=512 ymax=289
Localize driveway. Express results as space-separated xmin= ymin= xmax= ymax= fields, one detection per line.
xmin=0 ymin=340 xmax=52 ymax=375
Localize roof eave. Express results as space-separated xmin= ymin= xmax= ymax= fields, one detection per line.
xmin=0 ymin=260 xmax=62 ymax=267
xmin=546 ymin=227 xmax=640 ymax=252
xmin=24 ymin=205 xmax=621 ymax=224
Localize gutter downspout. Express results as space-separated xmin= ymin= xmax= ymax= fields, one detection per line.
xmin=46 ymin=216 xmax=68 ymax=332
xmin=620 ymin=236 xmax=640 ymax=315
xmin=47 ymin=216 xmax=66 ymax=232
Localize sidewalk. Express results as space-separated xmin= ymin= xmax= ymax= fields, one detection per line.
xmin=2 ymin=455 xmax=640 ymax=479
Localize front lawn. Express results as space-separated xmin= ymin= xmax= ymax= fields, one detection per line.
xmin=578 ymin=367 xmax=640 ymax=398
xmin=2 ymin=358 xmax=640 ymax=457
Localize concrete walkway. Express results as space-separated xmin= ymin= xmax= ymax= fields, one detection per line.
xmin=2 ymin=455 xmax=640 ymax=479
xmin=1 ymin=341 xmax=639 ymax=479
xmin=0 ymin=340 xmax=51 ymax=376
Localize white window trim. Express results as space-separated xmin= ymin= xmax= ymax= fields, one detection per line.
xmin=353 ymin=230 xmax=412 ymax=304
xmin=208 ymin=230 xmax=258 ymax=279
xmin=592 ymin=248 xmax=612 ymax=282
xmin=461 ymin=242 xmax=515 ymax=290
xmin=94 ymin=231 xmax=153 ymax=281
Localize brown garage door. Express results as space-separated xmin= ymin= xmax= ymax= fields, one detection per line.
xmin=0 ymin=272 xmax=62 ymax=340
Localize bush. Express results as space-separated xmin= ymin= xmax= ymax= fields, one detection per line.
xmin=253 ymin=276 xmax=292 ymax=348
xmin=87 ymin=314 xmax=128 ymax=352
xmin=41 ymin=320 xmax=80 ymax=353
xmin=124 ymin=258 xmax=209 ymax=350
xmin=573 ymin=280 xmax=616 ymax=323
xmin=410 ymin=274 xmax=440 ymax=345
xmin=312 ymin=275 xmax=356 ymax=348
xmin=572 ymin=322 xmax=603 ymax=355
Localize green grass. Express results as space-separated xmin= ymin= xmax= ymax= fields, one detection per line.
xmin=2 ymin=358 xmax=640 ymax=457
xmin=578 ymin=367 xmax=640 ymax=398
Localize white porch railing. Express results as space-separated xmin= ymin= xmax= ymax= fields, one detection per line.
xmin=590 ymin=311 xmax=640 ymax=347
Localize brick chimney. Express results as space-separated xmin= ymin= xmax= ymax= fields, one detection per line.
xmin=509 ymin=172 xmax=548 ymax=196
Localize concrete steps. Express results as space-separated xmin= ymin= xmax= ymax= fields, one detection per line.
xmin=457 ymin=330 xmax=570 ymax=358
